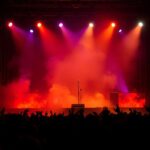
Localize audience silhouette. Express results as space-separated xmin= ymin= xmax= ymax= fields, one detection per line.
xmin=0 ymin=106 xmax=150 ymax=149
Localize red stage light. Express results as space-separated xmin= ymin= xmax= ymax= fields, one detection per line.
xmin=37 ymin=22 xmax=42 ymax=28
xmin=8 ymin=22 xmax=13 ymax=27
xmin=89 ymin=22 xmax=94 ymax=28
xmin=138 ymin=22 xmax=144 ymax=27
xmin=59 ymin=23 xmax=63 ymax=28
xmin=111 ymin=22 xmax=116 ymax=27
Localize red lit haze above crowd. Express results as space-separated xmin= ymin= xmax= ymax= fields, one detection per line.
xmin=0 ymin=21 xmax=145 ymax=109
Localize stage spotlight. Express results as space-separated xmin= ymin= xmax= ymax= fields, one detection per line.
xmin=8 ymin=22 xmax=13 ymax=28
xmin=119 ymin=29 xmax=122 ymax=33
xmin=89 ymin=22 xmax=94 ymax=28
xmin=37 ymin=22 xmax=42 ymax=28
xmin=30 ymin=29 xmax=34 ymax=33
xmin=111 ymin=22 xmax=116 ymax=27
xmin=59 ymin=23 xmax=63 ymax=28
xmin=138 ymin=22 xmax=143 ymax=27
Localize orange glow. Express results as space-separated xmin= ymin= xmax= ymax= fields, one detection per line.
xmin=48 ymin=85 xmax=113 ymax=108
xmin=16 ymin=93 xmax=44 ymax=108
xmin=37 ymin=22 xmax=42 ymax=28
xmin=2 ymin=79 xmax=113 ymax=109
xmin=82 ymin=93 xmax=112 ymax=108
xmin=2 ymin=79 xmax=145 ymax=109
xmin=96 ymin=23 xmax=115 ymax=51
xmin=123 ymin=25 xmax=142 ymax=52
xmin=118 ymin=25 xmax=143 ymax=70
xmin=78 ymin=25 xmax=94 ymax=50
xmin=89 ymin=22 xmax=94 ymax=28
xmin=138 ymin=22 xmax=144 ymax=27
xmin=15 ymin=83 xmax=113 ymax=109
xmin=111 ymin=22 xmax=116 ymax=27
xmin=119 ymin=92 xmax=145 ymax=108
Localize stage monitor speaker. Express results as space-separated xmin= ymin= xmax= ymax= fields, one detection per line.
xmin=71 ymin=104 xmax=85 ymax=113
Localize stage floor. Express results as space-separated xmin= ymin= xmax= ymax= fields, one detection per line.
xmin=4 ymin=107 xmax=146 ymax=116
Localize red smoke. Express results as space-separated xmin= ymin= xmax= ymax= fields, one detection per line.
xmin=119 ymin=92 xmax=145 ymax=108
xmin=0 ymin=79 xmax=112 ymax=108
xmin=0 ymin=79 xmax=145 ymax=109
xmin=0 ymin=22 xmax=145 ymax=109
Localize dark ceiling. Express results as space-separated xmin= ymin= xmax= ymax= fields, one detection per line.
xmin=0 ymin=0 xmax=149 ymax=19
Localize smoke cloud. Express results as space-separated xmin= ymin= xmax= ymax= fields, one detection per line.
xmin=0 ymin=23 xmax=145 ymax=109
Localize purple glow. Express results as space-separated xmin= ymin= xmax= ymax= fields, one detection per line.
xmin=59 ymin=23 xmax=63 ymax=28
xmin=30 ymin=29 xmax=34 ymax=33
xmin=119 ymin=29 xmax=122 ymax=33
xmin=117 ymin=75 xmax=128 ymax=93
